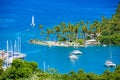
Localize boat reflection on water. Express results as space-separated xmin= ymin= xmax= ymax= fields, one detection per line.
xmin=69 ymin=49 xmax=82 ymax=62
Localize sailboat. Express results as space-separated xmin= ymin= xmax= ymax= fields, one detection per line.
xmin=13 ymin=37 xmax=26 ymax=59
xmin=69 ymin=53 xmax=78 ymax=60
xmin=4 ymin=37 xmax=26 ymax=65
xmin=104 ymin=45 xmax=116 ymax=67
xmin=71 ymin=50 xmax=82 ymax=55
xmin=31 ymin=15 xmax=35 ymax=26
xmin=72 ymin=43 xmax=82 ymax=55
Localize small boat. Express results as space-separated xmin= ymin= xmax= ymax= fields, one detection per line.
xmin=104 ymin=43 xmax=116 ymax=68
xmin=4 ymin=38 xmax=26 ymax=68
xmin=31 ymin=15 xmax=35 ymax=26
xmin=69 ymin=54 xmax=78 ymax=60
xmin=71 ymin=50 xmax=82 ymax=55
xmin=13 ymin=52 xmax=26 ymax=59
xmin=105 ymin=60 xmax=116 ymax=67
xmin=103 ymin=44 xmax=107 ymax=47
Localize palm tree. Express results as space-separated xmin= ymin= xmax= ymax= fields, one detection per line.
xmin=46 ymin=29 xmax=51 ymax=41
xmin=39 ymin=25 xmax=44 ymax=40
xmin=60 ymin=22 xmax=66 ymax=29
xmin=66 ymin=33 xmax=71 ymax=42
xmin=54 ymin=25 xmax=61 ymax=41
xmin=88 ymin=28 xmax=93 ymax=39
xmin=74 ymin=22 xmax=80 ymax=40
xmin=39 ymin=24 xmax=43 ymax=29
xmin=82 ymin=24 xmax=88 ymax=45
xmin=82 ymin=24 xmax=88 ymax=39
xmin=57 ymin=34 xmax=61 ymax=41
xmin=80 ymin=20 xmax=84 ymax=26
xmin=55 ymin=25 xmax=61 ymax=33
xmin=62 ymin=27 xmax=69 ymax=41
xmin=79 ymin=20 xmax=85 ymax=38
xmin=90 ymin=20 xmax=101 ymax=39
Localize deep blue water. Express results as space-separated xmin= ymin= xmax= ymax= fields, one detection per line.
xmin=0 ymin=0 xmax=120 ymax=74
xmin=0 ymin=0 xmax=119 ymax=32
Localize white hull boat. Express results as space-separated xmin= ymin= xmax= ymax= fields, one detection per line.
xmin=105 ymin=60 xmax=116 ymax=67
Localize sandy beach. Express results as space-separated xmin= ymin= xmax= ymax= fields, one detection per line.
xmin=30 ymin=40 xmax=84 ymax=47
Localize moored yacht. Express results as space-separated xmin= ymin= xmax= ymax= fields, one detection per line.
xmin=3 ymin=37 xmax=26 ymax=68
xmin=103 ymin=44 xmax=107 ymax=47
xmin=71 ymin=50 xmax=82 ymax=55
xmin=104 ymin=42 xmax=116 ymax=68
xmin=69 ymin=54 xmax=78 ymax=60
xmin=105 ymin=60 xmax=116 ymax=67
xmin=13 ymin=52 xmax=26 ymax=59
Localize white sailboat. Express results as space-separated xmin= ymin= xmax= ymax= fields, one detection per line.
xmin=69 ymin=43 xmax=82 ymax=60
xmin=69 ymin=54 xmax=78 ymax=60
xmin=71 ymin=50 xmax=82 ymax=55
xmin=4 ymin=37 xmax=26 ymax=65
xmin=13 ymin=37 xmax=26 ymax=59
xmin=103 ymin=44 xmax=107 ymax=47
xmin=31 ymin=15 xmax=35 ymax=26
xmin=2 ymin=40 xmax=12 ymax=69
xmin=104 ymin=45 xmax=116 ymax=67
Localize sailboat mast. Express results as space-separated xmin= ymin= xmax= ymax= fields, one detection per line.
xmin=6 ymin=40 xmax=9 ymax=67
xmin=17 ymin=37 xmax=21 ymax=53
xmin=10 ymin=41 xmax=13 ymax=56
xmin=109 ymin=45 xmax=112 ymax=60
xmin=32 ymin=16 xmax=34 ymax=24
xmin=43 ymin=61 xmax=45 ymax=72
xmin=18 ymin=37 xmax=19 ymax=52
xmin=14 ymin=40 xmax=17 ymax=52
xmin=109 ymin=37 xmax=112 ymax=61
xmin=19 ymin=37 xmax=21 ymax=53
xmin=10 ymin=41 xmax=12 ymax=51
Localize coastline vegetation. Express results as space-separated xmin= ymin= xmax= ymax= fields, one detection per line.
xmin=0 ymin=59 xmax=120 ymax=80
xmin=30 ymin=3 xmax=120 ymax=46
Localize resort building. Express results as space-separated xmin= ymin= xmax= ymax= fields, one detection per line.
xmin=85 ymin=39 xmax=99 ymax=45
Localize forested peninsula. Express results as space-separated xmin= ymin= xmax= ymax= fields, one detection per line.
xmin=30 ymin=3 xmax=120 ymax=46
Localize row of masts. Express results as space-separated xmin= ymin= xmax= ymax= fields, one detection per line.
xmin=6 ymin=37 xmax=21 ymax=53
xmin=3 ymin=37 xmax=26 ymax=69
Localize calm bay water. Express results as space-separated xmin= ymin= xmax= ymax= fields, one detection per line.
xmin=24 ymin=43 xmax=120 ymax=74
xmin=0 ymin=0 xmax=120 ymax=74
xmin=0 ymin=31 xmax=120 ymax=74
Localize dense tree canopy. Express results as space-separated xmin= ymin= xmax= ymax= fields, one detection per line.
xmin=35 ymin=3 xmax=120 ymax=45
xmin=1 ymin=59 xmax=39 ymax=80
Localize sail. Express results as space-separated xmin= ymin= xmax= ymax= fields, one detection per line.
xmin=104 ymin=44 xmax=116 ymax=67
xmin=109 ymin=45 xmax=112 ymax=60
xmin=31 ymin=16 xmax=35 ymax=26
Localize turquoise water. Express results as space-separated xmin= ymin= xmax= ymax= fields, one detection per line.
xmin=24 ymin=44 xmax=120 ymax=74
xmin=1 ymin=32 xmax=120 ymax=74
xmin=0 ymin=0 xmax=120 ymax=74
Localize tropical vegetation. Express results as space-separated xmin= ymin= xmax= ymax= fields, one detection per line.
xmin=31 ymin=3 xmax=120 ymax=45
xmin=0 ymin=59 xmax=120 ymax=80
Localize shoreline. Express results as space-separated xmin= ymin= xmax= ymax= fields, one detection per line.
xmin=30 ymin=40 xmax=85 ymax=47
